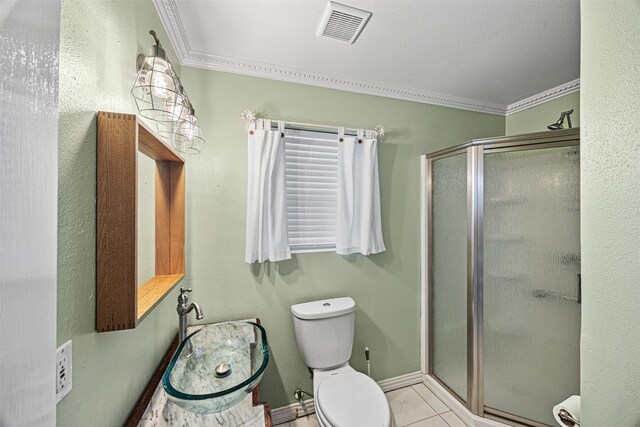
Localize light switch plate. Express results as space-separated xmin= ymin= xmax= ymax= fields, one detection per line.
xmin=56 ymin=340 xmax=72 ymax=403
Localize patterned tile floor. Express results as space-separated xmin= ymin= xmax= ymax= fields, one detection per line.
xmin=275 ymin=383 xmax=467 ymax=427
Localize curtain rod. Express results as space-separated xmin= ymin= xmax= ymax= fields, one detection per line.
xmin=268 ymin=118 xmax=371 ymax=135
xmin=269 ymin=122 xmax=357 ymax=137
xmin=240 ymin=109 xmax=385 ymax=138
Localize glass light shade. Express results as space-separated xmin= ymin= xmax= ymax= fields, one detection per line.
xmin=144 ymin=69 xmax=175 ymax=99
xmin=174 ymin=114 xmax=205 ymax=154
xmin=142 ymin=56 xmax=174 ymax=99
xmin=131 ymin=55 xmax=188 ymax=123
xmin=156 ymin=112 xmax=205 ymax=154
xmin=154 ymin=94 xmax=189 ymax=122
xmin=144 ymin=55 xmax=169 ymax=71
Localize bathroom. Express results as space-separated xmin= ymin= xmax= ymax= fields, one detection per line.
xmin=1 ymin=0 xmax=638 ymax=426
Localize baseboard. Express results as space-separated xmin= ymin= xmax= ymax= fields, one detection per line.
xmin=378 ymin=371 xmax=424 ymax=392
xmin=271 ymin=371 xmax=423 ymax=425
xmin=422 ymin=375 xmax=508 ymax=427
xmin=271 ymin=398 xmax=316 ymax=426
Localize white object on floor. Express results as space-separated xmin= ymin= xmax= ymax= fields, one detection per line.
xmin=336 ymin=129 xmax=385 ymax=256
xmin=553 ymin=395 xmax=581 ymax=426
xmin=245 ymin=119 xmax=291 ymax=263
xmin=291 ymin=297 xmax=394 ymax=426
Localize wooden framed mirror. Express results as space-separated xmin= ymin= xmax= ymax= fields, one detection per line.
xmin=96 ymin=112 xmax=185 ymax=332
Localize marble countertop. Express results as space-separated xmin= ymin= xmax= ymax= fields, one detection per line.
xmin=136 ymin=320 xmax=267 ymax=427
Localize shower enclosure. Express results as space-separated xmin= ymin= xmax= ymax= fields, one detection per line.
xmin=424 ymin=129 xmax=580 ymax=427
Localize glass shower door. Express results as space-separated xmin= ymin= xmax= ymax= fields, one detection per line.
xmin=431 ymin=152 xmax=468 ymax=403
xmin=482 ymin=146 xmax=581 ymax=425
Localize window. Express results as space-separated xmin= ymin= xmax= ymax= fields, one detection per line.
xmin=284 ymin=129 xmax=338 ymax=252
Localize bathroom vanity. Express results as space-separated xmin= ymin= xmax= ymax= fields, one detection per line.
xmin=125 ymin=319 xmax=272 ymax=427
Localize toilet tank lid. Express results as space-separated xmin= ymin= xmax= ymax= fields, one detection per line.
xmin=291 ymin=297 xmax=356 ymax=320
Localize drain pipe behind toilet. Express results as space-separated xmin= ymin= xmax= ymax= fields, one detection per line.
xmin=364 ymin=347 xmax=371 ymax=377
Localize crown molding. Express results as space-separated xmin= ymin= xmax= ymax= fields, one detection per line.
xmin=153 ymin=0 xmax=578 ymax=118
xmin=506 ymin=78 xmax=580 ymax=115
xmin=181 ymin=50 xmax=508 ymax=115
xmin=152 ymin=0 xmax=190 ymax=61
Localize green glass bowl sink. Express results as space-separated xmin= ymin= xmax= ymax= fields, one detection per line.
xmin=162 ymin=321 xmax=269 ymax=414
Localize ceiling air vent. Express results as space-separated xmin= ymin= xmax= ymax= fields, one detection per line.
xmin=317 ymin=2 xmax=372 ymax=44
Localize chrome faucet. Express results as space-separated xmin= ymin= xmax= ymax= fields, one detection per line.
xmin=177 ymin=287 xmax=204 ymax=344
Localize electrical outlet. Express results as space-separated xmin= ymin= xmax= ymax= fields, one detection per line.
xmin=56 ymin=340 xmax=72 ymax=403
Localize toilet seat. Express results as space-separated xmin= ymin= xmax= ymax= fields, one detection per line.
xmin=316 ymin=371 xmax=391 ymax=427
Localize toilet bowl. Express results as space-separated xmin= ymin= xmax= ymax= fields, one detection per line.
xmin=291 ymin=297 xmax=396 ymax=427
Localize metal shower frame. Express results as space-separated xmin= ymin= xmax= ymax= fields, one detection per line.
xmin=422 ymin=128 xmax=580 ymax=427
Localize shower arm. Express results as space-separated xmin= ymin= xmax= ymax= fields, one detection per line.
xmin=548 ymin=109 xmax=574 ymax=130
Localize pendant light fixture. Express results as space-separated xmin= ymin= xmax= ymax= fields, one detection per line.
xmin=131 ymin=30 xmax=204 ymax=153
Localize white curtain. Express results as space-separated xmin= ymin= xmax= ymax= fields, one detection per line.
xmin=336 ymin=129 xmax=386 ymax=255
xmin=245 ymin=120 xmax=291 ymax=263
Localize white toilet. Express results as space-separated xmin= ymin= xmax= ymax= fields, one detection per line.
xmin=291 ymin=297 xmax=396 ymax=427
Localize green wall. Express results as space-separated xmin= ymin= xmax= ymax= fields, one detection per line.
xmin=57 ymin=0 xmax=184 ymax=425
xmin=57 ymin=0 xmax=504 ymax=424
xmin=179 ymin=67 xmax=503 ymax=409
xmin=506 ymin=91 xmax=580 ymax=135
xmin=581 ymin=2 xmax=640 ymax=426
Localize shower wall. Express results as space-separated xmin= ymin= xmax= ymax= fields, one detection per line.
xmin=427 ymin=130 xmax=581 ymax=427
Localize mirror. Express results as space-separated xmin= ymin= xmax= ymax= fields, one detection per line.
xmin=137 ymin=151 xmax=156 ymax=286
xmin=97 ymin=112 xmax=185 ymax=332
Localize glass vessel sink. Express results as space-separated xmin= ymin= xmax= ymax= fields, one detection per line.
xmin=162 ymin=321 xmax=269 ymax=414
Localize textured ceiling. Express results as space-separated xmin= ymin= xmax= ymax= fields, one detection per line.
xmin=154 ymin=0 xmax=580 ymax=114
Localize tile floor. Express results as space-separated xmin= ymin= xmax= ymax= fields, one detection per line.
xmin=274 ymin=383 xmax=467 ymax=427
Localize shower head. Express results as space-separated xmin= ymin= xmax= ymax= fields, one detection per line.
xmin=547 ymin=109 xmax=574 ymax=130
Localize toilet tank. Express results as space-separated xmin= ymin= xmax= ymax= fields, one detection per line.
xmin=291 ymin=297 xmax=356 ymax=370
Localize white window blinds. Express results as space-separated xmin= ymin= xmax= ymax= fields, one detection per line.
xmin=284 ymin=129 xmax=338 ymax=252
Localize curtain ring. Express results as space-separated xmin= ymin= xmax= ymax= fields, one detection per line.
xmin=278 ymin=120 xmax=285 ymax=138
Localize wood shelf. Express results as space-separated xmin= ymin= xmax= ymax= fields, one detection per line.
xmin=96 ymin=112 xmax=185 ymax=332
xmin=137 ymin=274 xmax=184 ymax=322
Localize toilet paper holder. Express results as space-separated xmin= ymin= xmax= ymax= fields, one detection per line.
xmin=558 ymin=409 xmax=580 ymax=426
